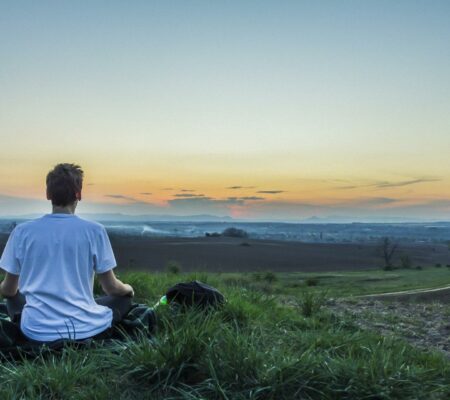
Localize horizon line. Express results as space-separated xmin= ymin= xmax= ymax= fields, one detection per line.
xmin=0 ymin=212 xmax=449 ymax=225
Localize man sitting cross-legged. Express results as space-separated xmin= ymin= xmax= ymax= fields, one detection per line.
xmin=0 ymin=163 xmax=135 ymax=343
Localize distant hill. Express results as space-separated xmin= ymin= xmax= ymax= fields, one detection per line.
xmin=1 ymin=212 xmax=448 ymax=225
xmin=81 ymin=213 xmax=234 ymax=222
xmin=0 ymin=213 xmax=234 ymax=222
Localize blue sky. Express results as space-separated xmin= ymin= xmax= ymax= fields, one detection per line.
xmin=0 ymin=1 xmax=449 ymax=220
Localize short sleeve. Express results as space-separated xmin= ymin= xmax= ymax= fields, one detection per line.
xmin=93 ymin=226 xmax=117 ymax=274
xmin=0 ymin=227 xmax=21 ymax=275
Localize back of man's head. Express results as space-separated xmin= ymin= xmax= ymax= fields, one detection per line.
xmin=46 ymin=163 xmax=84 ymax=206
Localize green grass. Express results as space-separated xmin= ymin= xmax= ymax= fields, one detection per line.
xmin=219 ymin=267 xmax=450 ymax=299
xmin=1 ymin=270 xmax=449 ymax=399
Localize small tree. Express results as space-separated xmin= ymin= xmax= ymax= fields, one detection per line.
xmin=379 ymin=237 xmax=398 ymax=269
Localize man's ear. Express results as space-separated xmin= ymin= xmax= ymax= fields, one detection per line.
xmin=76 ymin=191 xmax=82 ymax=201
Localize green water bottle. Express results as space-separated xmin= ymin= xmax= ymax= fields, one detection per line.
xmin=154 ymin=295 xmax=168 ymax=308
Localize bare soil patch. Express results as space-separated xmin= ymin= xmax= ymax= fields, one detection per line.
xmin=330 ymin=298 xmax=450 ymax=358
xmin=107 ymin=235 xmax=448 ymax=272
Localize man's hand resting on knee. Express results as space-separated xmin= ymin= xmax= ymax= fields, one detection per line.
xmin=97 ymin=270 xmax=134 ymax=297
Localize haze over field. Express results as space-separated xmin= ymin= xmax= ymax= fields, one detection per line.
xmin=1 ymin=1 xmax=449 ymax=221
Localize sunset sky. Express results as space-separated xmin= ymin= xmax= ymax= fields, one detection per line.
xmin=1 ymin=1 xmax=449 ymax=221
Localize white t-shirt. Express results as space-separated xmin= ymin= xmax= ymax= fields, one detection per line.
xmin=0 ymin=213 xmax=116 ymax=342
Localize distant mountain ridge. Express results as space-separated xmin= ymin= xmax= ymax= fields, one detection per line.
xmin=81 ymin=213 xmax=235 ymax=222
xmin=0 ymin=213 xmax=234 ymax=222
xmin=0 ymin=212 xmax=448 ymax=224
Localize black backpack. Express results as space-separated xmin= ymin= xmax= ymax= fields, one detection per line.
xmin=165 ymin=280 xmax=225 ymax=308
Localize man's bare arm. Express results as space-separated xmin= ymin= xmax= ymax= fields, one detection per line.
xmin=97 ymin=270 xmax=134 ymax=297
xmin=0 ymin=272 xmax=19 ymax=298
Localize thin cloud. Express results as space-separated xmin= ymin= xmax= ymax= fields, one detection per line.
xmin=257 ymin=190 xmax=285 ymax=194
xmin=140 ymin=192 xmax=152 ymax=195
xmin=335 ymin=177 xmax=441 ymax=190
xmin=374 ymin=178 xmax=441 ymax=189
xmin=171 ymin=197 xmax=240 ymax=205
xmin=104 ymin=194 xmax=138 ymax=202
xmin=226 ymin=186 xmax=256 ymax=189
xmin=174 ymin=193 xmax=205 ymax=198
xmin=162 ymin=188 xmax=173 ymax=190
xmin=180 ymin=189 xmax=195 ymax=192
xmin=228 ymin=196 xmax=265 ymax=201
xmin=2 ymin=192 xmax=449 ymax=221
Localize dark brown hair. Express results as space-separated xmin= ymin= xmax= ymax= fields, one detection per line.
xmin=46 ymin=163 xmax=84 ymax=206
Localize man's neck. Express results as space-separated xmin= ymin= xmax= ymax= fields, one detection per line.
xmin=52 ymin=203 xmax=77 ymax=214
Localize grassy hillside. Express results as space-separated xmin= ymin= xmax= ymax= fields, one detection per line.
xmin=0 ymin=270 xmax=449 ymax=399
xmin=131 ymin=266 xmax=450 ymax=301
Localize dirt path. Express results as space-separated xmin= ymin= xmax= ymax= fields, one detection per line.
xmin=360 ymin=285 xmax=450 ymax=303
xmin=329 ymin=285 xmax=450 ymax=358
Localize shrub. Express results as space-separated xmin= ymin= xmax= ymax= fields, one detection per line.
xmin=435 ymin=263 xmax=442 ymax=268
xmin=205 ymin=232 xmax=221 ymax=237
xmin=296 ymin=290 xmax=327 ymax=317
xmin=222 ymin=227 xmax=248 ymax=238
xmin=262 ymin=271 xmax=277 ymax=284
xmin=415 ymin=265 xmax=423 ymax=270
xmin=240 ymin=242 xmax=251 ymax=247
xmin=305 ymin=277 xmax=319 ymax=287
xmin=165 ymin=260 xmax=182 ymax=274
